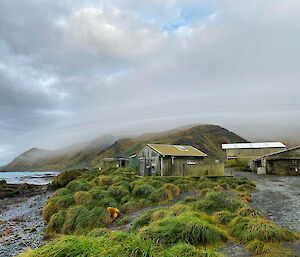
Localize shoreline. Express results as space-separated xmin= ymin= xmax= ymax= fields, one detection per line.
xmin=0 ymin=180 xmax=48 ymax=199
xmin=0 ymin=190 xmax=53 ymax=257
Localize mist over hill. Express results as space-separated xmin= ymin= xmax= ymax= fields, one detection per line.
xmin=1 ymin=125 xmax=247 ymax=171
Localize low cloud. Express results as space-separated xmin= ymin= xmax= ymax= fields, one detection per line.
xmin=0 ymin=0 xmax=299 ymax=165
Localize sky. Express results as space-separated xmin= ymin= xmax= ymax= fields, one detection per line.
xmin=0 ymin=0 xmax=300 ymax=165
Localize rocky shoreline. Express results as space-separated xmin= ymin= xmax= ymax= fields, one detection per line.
xmin=0 ymin=183 xmax=53 ymax=257
xmin=0 ymin=180 xmax=48 ymax=199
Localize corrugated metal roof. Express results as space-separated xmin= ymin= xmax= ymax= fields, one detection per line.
xmin=148 ymin=144 xmax=207 ymax=157
xmin=252 ymin=145 xmax=300 ymax=161
xmin=222 ymin=142 xmax=286 ymax=150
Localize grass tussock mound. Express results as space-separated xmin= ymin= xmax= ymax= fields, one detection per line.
xmin=213 ymin=211 xmax=237 ymax=225
xmin=132 ymin=184 xmax=156 ymax=199
xmin=196 ymin=192 xmax=244 ymax=214
xmin=147 ymin=188 xmax=169 ymax=203
xmin=236 ymin=207 xmax=263 ymax=218
xmin=161 ymin=184 xmax=180 ymax=200
xmin=161 ymin=243 xmax=223 ymax=257
xmin=140 ymin=214 xmax=226 ymax=246
xmin=74 ymin=191 xmax=93 ymax=206
xmin=229 ymin=217 xmax=298 ymax=243
xmin=246 ymin=240 xmax=272 ymax=255
xmin=42 ymin=195 xmax=74 ymax=222
xmin=51 ymin=170 xmax=83 ymax=188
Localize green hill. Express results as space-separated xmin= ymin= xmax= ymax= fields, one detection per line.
xmin=1 ymin=135 xmax=116 ymax=171
xmin=1 ymin=125 xmax=248 ymax=171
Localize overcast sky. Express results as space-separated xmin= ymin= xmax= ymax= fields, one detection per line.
xmin=0 ymin=0 xmax=300 ymax=165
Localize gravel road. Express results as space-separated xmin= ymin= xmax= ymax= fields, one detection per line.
xmin=228 ymin=170 xmax=300 ymax=234
xmin=0 ymin=192 xmax=52 ymax=257
xmin=223 ymin=170 xmax=300 ymax=257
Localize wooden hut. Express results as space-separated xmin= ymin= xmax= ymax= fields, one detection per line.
xmin=137 ymin=144 xmax=224 ymax=177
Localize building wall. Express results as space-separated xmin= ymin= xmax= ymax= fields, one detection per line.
xmin=129 ymin=157 xmax=138 ymax=169
xmin=137 ymin=146 xmax=224 ymax=176
xmin=161 ymin=157 xmax=224 ymax=176
xmin=226 ymin=147 xmax=285 ymax=161
xmin=137 ymin=146 xmax=160 ymax=176
xmin=250 ymin=147 xmax=300 ymax=175
xmin=267 ymin=159 xmax=299 ymax=175
xmin=102 ymin=160 xmax=129 ymax=169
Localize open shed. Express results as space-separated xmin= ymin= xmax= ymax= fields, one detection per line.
xmin=222 ymin=142 xmax=286 ymax=164
xmin=249 ymin=146 xmax=300 ymax=175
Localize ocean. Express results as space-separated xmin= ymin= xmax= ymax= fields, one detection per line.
xmin=0 ymin=171 xmax=61 ymax=185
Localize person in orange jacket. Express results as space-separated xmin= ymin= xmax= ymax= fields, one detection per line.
xmin=107 ymin=207 xmax=120 ymax=223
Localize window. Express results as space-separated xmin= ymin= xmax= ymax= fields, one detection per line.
xmin=187 ymin=161 xmax=195 ymax=165
xmin=175 ymin=146 xmax=188 ymax=151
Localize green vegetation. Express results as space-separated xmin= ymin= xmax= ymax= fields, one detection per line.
xmin=20 ymin=167 xmax=299 ymax=257
xmin=195 ymin=191 xmax=244 ymax=214
xmin=117 ymin=216 xmax=131 ymax=226
xmin=2 ymin=125 xmax=247 ymax=171
xmin=139 ymin=214 xmax=227 ymax=246
xmin=229 ymin=217 xmax=298 ymax=243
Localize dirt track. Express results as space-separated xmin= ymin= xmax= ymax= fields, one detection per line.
xmin=227 ymin=170 xmax=300 ymax=234
xmin=224 ymin=170 xmax=300 ymax=257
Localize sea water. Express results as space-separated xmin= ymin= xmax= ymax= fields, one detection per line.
xmin=0 ymin=171 xmax=61 ymax=185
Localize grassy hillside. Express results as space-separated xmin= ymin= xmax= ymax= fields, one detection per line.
xmin=89 ymin=124 xmax=248 ymax=167
xmin=1 ymin=124 xmax=247 ymax=171
xmin=1 ymin=135 xmax=116 ymax=171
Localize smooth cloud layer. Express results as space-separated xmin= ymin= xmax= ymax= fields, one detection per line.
xmin=0 ymin=0 xmax=300 ymax=165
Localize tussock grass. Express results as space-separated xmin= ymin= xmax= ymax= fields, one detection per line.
xmin=162 ymin=243 xmax=224 ymax=257
xmin=183 ymin=196 xmax=197 ymax=203
xmin=66 ymin=180 xmax=87 ymax=192
xmin=132 ymin=184 xmax=156 ymax=199
xmin=96 ymin=175 xmax=113 ymax=186
xmin=88 ymin=186 xmax=108 ymax=201
xmin=19 ymin=236 xmax=106 ymax=257
xmin=45 ymin=210 xmax=66 ymax=236
xmin=151 ymin=209 xmax=170 ymax=222
xmin=229 ymin=217 xmax=298 ymax=243
xmin=112 ymin=233 xmax=155 ymax=257
xmin=237 ymin=192 xmax=252 ymax=203
xmin=196 ymin=192 xmax=244 ymax=214
xmin=161 ymin=184 xmax=180 ymax=200
xmin=42 ymin=195 xmax=74 ymax=222
xmin=170 ymin=203 xmax=191 ymax=216
xmin=200 ymin=188 xmax=213 ymax=197
xmin=73 ymin=191 xmax=93 ymax=206
xmin=108 ymin=185 xmax=130 ymax=202
xmin=246 ymin=240 xmax=271 ymax=255
xmin=213 ymin=185 xmax=224 ymax=191
xmin=236 ymin=184 xmax=255 ymax=192
xmin=52 ymin=188 xmax=72 ymax=197
xmin=51 ymin=170 xmax=83 ymax=188
xmin=98 ymin=197 xmax=118 ymax=208
xmin=217 ymin=177 xmax=239 ymax=189
xmin=121 ymin=201 xmax=142 ymax=214
xmin=140 ymin=215 xmax=226 ymax=246
xmin=87 ymin=207 xmax=110 ymax=228
xmin=213 ymin=211 xmax=237 ymax=225
xmin=198 ymin=181 xmax=216 ymax=190
xmin=117 ymin=216 xmax=131 ymax=225
xmin=237 ymin=207 xmax=263 ymax=218
xmin=62 ymin=206 xmax=90 ymax=234
xmin=87 ymin=228 xmax=110 ymax=237
xmin=132 ymin=210 xmax=156 ymax=231
xmin=147 ymin=188 xmax=169 ymax=203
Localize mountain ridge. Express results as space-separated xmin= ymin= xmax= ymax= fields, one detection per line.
xmin=1 ymin=124 xmax=248 ymax=171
